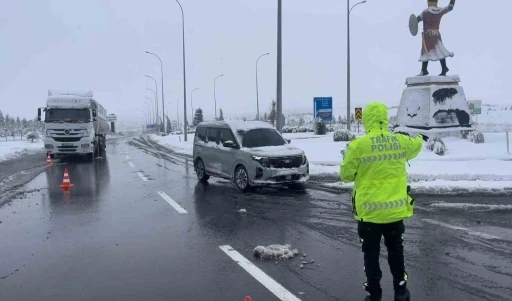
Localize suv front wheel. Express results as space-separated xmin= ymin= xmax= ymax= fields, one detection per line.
xmin=234 ymin=165 xmax=251 ymax=192
xmin=195 ymin=158 xmax=210 ymax=182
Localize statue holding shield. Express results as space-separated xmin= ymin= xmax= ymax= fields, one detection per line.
xmin=409 ymin=0 xmax=456 ymax=76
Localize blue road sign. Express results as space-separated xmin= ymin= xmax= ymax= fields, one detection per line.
xmin=146 ymin=124 xmax=156 ymax=130
xmin=314 ymin=97 xmax=333 ymax=121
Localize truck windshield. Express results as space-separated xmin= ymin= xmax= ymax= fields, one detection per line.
xmin=45 ymin=108 xmax=91 ymax=123
xmin=239 ymin=128 xmax=286 ymax=148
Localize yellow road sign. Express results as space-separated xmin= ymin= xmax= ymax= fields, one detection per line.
xmin=355 ymin=108 xmax=363 ymax=120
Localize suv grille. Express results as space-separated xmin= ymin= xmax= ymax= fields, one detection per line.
xmin=269 ymin=156 xmax=302 ymax=168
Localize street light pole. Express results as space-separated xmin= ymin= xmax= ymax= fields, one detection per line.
xmin=165 ymin=101 xmax=172 ymax=131
xmin=174 ymin=0 xmax=188 ymax=141
xmin=146 ymin=89 xmax=157 ymax=130
xmin=347 ymin=0 xmax=367 ymax=131
xmin=145 ymin=97 xmax=154 ymax=124
xmin=176 ymin=96 xmax=183 ymax=130
xmin=256 ymin=52 xmax=270 ymax=121
xmin=214 ymin=74 xmax=224 ymax=120
xmin=145 ymin=51 xmax=166 ymax=134
xmin=191 ymin=88 xmax=199 ymax=125
xmin=142 ymin=112 xmax=149 ymax=133
xmin=145 ymin=75 xmax=159 ymax=131
xmin=276 ymin=0 xmax=283 ymax=132
xmin=143 ymin=104 xmax=152 ymax=131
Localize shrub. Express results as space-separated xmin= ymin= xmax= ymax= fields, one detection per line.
xmin=460 ymin=130 xmax=470 ymax=139
xmin=426 ymin=136 xmax=446 ymax=156
xmin=25 ymin=131 xmax=40 ymax=142
xmin=469 ymin=131 xmax=485 ymax=144
xmin=333 ymin=129 xmax=356 ymax=142
xmin=314 ymin=119 xmax=327 ymax=135
xmin=433 ymin=141 xmax=446 ymax=156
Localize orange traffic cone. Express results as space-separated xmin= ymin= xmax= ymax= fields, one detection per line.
xmin=244 ymin=297 xmax=252 ymax=301
xmin=59 ymin=168 xmax=74 ymax=189
xmin=46 ymin=153 xmax=53 ymax=166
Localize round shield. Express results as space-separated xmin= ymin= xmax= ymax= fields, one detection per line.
xmin=409 ymin=14 xmax=418 ymax=36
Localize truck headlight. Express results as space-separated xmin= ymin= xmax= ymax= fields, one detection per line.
xmin=251 ymin=156 xmax=270 ymax=168
xmin=45 ymin=144 xmax=54 ymax=149
xmin=81 ymin=144 xmax=90 ymax=149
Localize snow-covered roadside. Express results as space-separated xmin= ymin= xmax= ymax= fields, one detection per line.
xmin=0 ymin=139 xmax=44 ymax=162
xmin=147 ymin=132 xmax=512 ymax=195
xmin=149 ymin=134 xmax=194 ymax=157
xmin=319 ymin=180 xmax=512 ymax=196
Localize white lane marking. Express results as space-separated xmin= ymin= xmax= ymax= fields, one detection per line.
xmin=219 ymin=245 xmax=301 ymax=301
xmin=126 ymin=155 xmax=130 ymax=159
xmin=157 ymin=191 xmax=188 ymax=214
xmin=422 ymin=219 xmax=500 ymax=239
xmin=136 ymin=172 xmax=149 ymax=181
xmin=128 ymin=162 xmax=135 ymax=168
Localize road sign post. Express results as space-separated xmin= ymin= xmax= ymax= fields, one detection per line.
xmin=314 ymin=97 xmax=333 ymax=122
xmin=467 ymin=100 xmax=482 ymax=129
xmin=355 ymin=107 xmax=362 ymax=133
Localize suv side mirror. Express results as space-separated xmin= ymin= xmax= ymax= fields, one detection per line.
xmin=286 ymin=139 xmax=291 ymax=144
xmin=37 ymin=108 xmax=41 ymax=121
xmin=223 ymin=140 xmax=236 ymax=148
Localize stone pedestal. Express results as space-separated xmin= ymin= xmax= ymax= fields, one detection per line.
xmin=394 ymin=75 xmax=474 ymax=134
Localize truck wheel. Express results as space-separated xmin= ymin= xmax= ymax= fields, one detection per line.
xmin=87 ymin=153 xmax=94 ymax=161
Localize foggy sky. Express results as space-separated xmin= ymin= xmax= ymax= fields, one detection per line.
xmin=1 ymin=0 xmax=510 ymax=128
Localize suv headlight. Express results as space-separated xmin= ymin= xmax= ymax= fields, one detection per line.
xmin=252 ymin=156 xmax=270 ymax=168
xmin=302 ymin=154 xmax=308 ymax=165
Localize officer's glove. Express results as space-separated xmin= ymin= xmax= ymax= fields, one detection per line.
xmin=420 ymin=134 xmax=430 ymax=142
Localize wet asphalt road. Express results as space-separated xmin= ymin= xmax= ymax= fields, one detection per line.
xmin=0 ymin=137 xmax=511 ymax=301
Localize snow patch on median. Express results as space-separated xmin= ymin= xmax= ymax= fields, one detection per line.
xmin=253 ymin=244 xmax=299 ymax=260
xmin=0 ymin=140 xmax=44 ymax=162
xmin=428 ymin=202 xmax=512 ymax=211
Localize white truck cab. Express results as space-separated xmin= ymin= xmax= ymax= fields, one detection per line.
xmin=38 ymin=90 xmax=110 ymax=161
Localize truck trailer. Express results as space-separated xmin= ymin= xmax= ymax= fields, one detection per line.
xmin=38 ymin=90 xmax=110 ymax=161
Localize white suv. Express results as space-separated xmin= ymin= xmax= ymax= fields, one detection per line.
xmin=193 ymin=121 xmax=309 ymax=191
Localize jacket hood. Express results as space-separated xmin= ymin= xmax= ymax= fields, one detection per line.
xmin=362 ymin=102 xmax=389 ymax=134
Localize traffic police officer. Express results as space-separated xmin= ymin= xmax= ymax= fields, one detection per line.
xmin=340 ymin=102 xmax=427 ymax=301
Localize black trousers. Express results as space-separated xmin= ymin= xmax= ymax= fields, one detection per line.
xmin=357 ymin=220 xmax=407 ymax=296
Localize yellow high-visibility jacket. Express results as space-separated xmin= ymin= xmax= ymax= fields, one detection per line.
xmin=340 ymin=102 xmax=423 ymax=224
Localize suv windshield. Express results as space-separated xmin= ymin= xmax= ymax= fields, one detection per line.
xmin=240 ymin=128 xmax=286 ymax=148
xmin=45 ymin=108 xmax=90 ymax=123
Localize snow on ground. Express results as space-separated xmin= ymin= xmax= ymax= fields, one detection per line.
xmin=150 ymin=134 xmax=194 ymax=157
xmin=0 ymin=139 xmax=44 ymax=162
xmin=148 ymin=128 xmax=512 ymax=194
xmin=297 ymin=133 xmax=512 ymax=185
xmin=253 ymin=244 xmax=299 ymax=260
xmin=323 ymin=180 xmax=512 ymax=195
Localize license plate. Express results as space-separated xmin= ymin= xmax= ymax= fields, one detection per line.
xmin=286 ymin=175 xmax=292 ymax=180
xmin=62 ymin=143 xmax=74 ymax=147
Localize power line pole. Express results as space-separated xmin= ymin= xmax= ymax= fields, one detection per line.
xmin=276 ymin=0 xmax=283 ymax=133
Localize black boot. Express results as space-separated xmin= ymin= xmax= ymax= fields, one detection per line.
xmin=417 ymin=61 xmax=429 ymax=76
xmin=363 ymin=282 xmax=382 ymax=301
xmin=364 ymin=295 xmax=382 ymax=301
xmin=394 ymin=287 xmax=411 ymax=301
xmin=439 ymin=59 xmax=449 ymax=76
